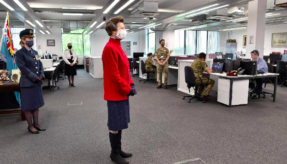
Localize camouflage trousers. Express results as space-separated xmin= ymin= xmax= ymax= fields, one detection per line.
xmin=146 ymin=67 xmax=157 ymax=79
xmin=196 ymin=78 xmax=215 ymax=96
xmin=157 ymin=63 xmax=169 ymax=86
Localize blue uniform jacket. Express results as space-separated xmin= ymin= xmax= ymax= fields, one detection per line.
xmin=16 ymin=47 xmax=45 ymax=88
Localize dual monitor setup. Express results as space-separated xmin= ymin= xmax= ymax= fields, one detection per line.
xmin=213 ymin=58 xmax=258 ymax=75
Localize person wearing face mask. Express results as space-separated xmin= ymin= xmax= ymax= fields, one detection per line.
xmin=155 ymin=39 xmax=170 ymax=89
xmin=16 ymin=29 xmax=46 ymax=134
xmin=63 ymin=43 xmax=77 ymax=87
xmin=102 ymin=15 xmax=136 ymax=164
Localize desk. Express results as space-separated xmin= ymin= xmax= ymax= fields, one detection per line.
xmin=43 ymin=67 xmax=56 ymax=90
xmin=0 ymin=83 xmax=25 ymax=121
xmin=53 ymin=62 xmax=60 ymax=67
xmin=210 ymin=73 xmax=279 ymax=107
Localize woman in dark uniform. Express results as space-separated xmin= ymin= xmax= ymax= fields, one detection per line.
xmin=102 ymin=16 xmax=137 ymax=164
xmin=16 ymin=29 xmax=46 ymax=134
xmin=63 ymin=43 xmax=77 ymax=87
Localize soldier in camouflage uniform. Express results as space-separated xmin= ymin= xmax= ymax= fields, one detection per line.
xmin=191 ymin=53 xmax=215 ymax=101
xmin=145 ymin=53 xmax=157 ymax=79
xmin=155 ymin=39 xmax=170 ymax=89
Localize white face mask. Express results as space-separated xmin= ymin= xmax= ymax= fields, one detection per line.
xmin=116 ymin=30 xmax=127 ymax=40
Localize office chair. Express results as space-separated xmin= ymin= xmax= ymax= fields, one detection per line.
xmin=139 ymin=60 xmax=154 ymax=83
xmin=58 ymin=60 xmax=66 ymax=80
xmin=276 ymin=61 xmax=287 ymax=87
xmin=132 ymin=58 xmax=139 ymax=77
xmin=182 ymin=66 xmax=209 ymax=103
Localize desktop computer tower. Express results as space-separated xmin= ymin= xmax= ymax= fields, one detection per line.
xmin=240 ymin=61 xmax=257 ymax=75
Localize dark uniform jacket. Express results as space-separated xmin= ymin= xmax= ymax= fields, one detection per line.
xmin=16 ymin=47 xmax=45 ymax=88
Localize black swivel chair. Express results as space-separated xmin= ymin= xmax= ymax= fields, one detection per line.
xmin=182 ymin=66 xmax=209 ymax=103
xmin=46 ymin=64 xmax=60 ymax=91
xmin=139 ymin=60 xmax=154 ymax=83
xmin=59 ymin=60 xmax=66 ymax=80
xmin=276 ymin=61 xmax=287 ymax=87
xmin=132 ymin=58 xmax=139 ymax=77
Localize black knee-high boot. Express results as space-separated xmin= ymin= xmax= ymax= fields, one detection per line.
xmin=118 ymin=130 xmax=132 ymax=158
xmin=109 ymin=132 xmax=129 ymax=164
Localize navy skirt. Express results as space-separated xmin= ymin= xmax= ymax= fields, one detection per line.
xmin=21 ymin=85 xmax=44 ymax=111
xmin=107 ymin=98 xmax=130 ymax=131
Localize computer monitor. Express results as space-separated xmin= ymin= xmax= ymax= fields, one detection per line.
xmin=224 ymin=53 xmax=234 ymax=59
xmin=168 ymin=56 xmax=178 ymax=65
xmin=263 ymin=56 xmax=269 ymax=62
xmin=212 ymin=63 xmax=224 ymax=73
xmin=215 ymin=52 xmax=223 ymax=56
xmin=281 ymin=54 xmax=287 ymax=62
xmin=270 ymin=53 xmax=281 ymax=64
xmin=240 ymin=61 xmax=257 ymax=75
xmin=224 ymin=59 xmax=234 ymax=73
xmin=133 ymin=52 xmax=144 ymax=59
xmin=214 ymin=59 xmax=225 ymax=64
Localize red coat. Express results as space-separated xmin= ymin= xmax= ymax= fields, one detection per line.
xmin=102 ymin=38 xmax=134 ymax=101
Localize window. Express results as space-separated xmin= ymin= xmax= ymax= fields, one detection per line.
xmin=10 ymin=27 xmax=26 ymax=50
xmin=83 ymin=34 xmax=91 ymax=56
xmin=174 ymin=30 xmax=185 ymax=55
xmin=196 ymin=31 xmax=207 ymax=54
xmin=147 ymin=29 xmax=155 ymax=54
xmin=207 ymin=31 xmax=220 ymax=54
xmin=186 ymin=30 xmax=196 ymax=55
xmin=62 ymin=29 xmax=85 ymax=55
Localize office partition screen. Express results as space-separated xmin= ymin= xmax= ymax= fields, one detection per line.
xmin=174 ymin=30 xmax=185 ymax=55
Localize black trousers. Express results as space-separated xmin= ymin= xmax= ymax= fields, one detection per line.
xmin=256 ymin=78 xmax=265 ymax=94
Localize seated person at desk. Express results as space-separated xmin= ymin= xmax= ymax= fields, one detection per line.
xmin=251 ymin=50 xmax=268 ymax=99
xmin=191 ymin=53 xmax=215 ymax=101
xmin=145 ymin=53 xmax=157 ymax=79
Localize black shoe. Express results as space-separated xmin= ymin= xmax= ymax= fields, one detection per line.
xmin=164 ymin=85 xmax=167 ymax=89
xmin=69 ymin=84 xmax=72 ymax=87
xmin=119 ymin=150 xmax=132 ymax=158
xmin=252 ymin=94 xmax=260 ymax=99
xmin=33 ymin=125 xmax=46 ymax=131
xmin=71 ymin=84 xmax=76 ymax=87
xmin=157 ymin=85 xmax=162 ymax=89
xmin=28 ymin=127 xmax=39 ymax=134
xmin=110 ymin=153 xmax=129 ymax=164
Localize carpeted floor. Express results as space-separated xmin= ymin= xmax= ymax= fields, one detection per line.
xmin=1 ymin=69 xmax=287 ymax=164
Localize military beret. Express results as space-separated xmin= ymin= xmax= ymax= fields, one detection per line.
xmin=19 ymin=29 xmax=34 ymax=38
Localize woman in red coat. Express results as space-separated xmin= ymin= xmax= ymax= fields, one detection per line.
xmin=102 ymin=16 xmax=137 ymax=164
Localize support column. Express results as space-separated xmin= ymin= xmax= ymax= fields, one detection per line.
xmin=246 ymin=0 xmax=267 ymax=58
xmin=155 ymin=31 xmax=163 ymax=50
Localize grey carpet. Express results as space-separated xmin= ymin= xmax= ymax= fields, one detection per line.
xmin=1 ymin=69 xmax=287 ymax=164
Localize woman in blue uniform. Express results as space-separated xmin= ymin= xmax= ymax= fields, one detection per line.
xmin=16 ymin=29 xmax=46 ymax=134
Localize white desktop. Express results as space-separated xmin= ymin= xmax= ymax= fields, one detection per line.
xmin=40 ymin=59 xmax=53 ymax=68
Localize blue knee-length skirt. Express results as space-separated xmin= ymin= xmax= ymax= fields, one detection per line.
xmin=107 ymin=98 xmax=130 ymax=131
xmin=21 ymin=85 xmax=45 ymax=111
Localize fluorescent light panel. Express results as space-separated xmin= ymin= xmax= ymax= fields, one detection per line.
xmin=46 ymin=30 xmax=50 ymax=34
xmin=35 ymin=20 xmax=43 ymax=27
xmin=62 ymin=7 xmax=86 ymax=9
xmin=39 ymin=30 xmax=45 ymax=34
xmin=83 ymin=31 xmax=87 ymax=34
xmin=90 ymin=21 xmax=97 ymax=28
xmin=186 ymin=4 xmax=229 ymax=18
xmin=139 ymin=23 xmax=162 ymax=29
xmin=178 ymin=4 xmax=219 ymax=17
xmin=89 ymin=31 xmax=93 ymax=35
xmin=14 ymin=0 xmax=27 ymax=11
xmin=96 ymin=22 xmax=105 ymax=28
xmin=103 ymin=0 xmax=120 ymax=14
xmin=0 ymin=0 xmax=15 ymax=11
xmin=114 ymin=0 xmax=134 ymax=14
xmin=63 ymin=13 xmax=83 ymax=16
xmin=25 ymin=20 xmax=35 ymax=27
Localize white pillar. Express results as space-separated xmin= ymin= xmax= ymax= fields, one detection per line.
xmin=246 ymin=0 xmax=267 ymax=58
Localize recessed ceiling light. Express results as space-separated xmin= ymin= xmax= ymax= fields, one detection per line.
xmin=25 ymin=20 xmax=35 ymax=27
xmin=186 ymin=4 xmax=229 ymax=18
xmin=0 ymin=1 xmax=15 ymax=11
xmin=35 ymin=20 xmax=43 ymax=27
xmin=39 ymin=30 xmax=45 ymax=34
xmin=83 ymin=31 xmax=87 ymax=34
xmin=114 ymin=0 xmax=135 ymax=14
xmin=103 ymin=0 xmax=120 ymax=14
xmin=63 ymin=13 xmax=83 ymax=16
xmin=178 ymin=4 xmax=219 ymax=17
xmin=89 ymin=31 xmax=94 ymax=35
xmin=14 ymin=0 xmax=27 ymax=11
xmin=96 ymin=22 xmax=105 ymax=28
xmin=46 ymin=30 xmax=51 ymax=34
xmin=90 ymin=21 xmax=97 ymax=28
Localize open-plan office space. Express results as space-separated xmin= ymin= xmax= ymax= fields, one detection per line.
xmin=1 ymin=0 xmax=287 ymax=163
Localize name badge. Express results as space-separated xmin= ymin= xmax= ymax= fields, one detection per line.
xmin=161 ymin=56 xmax=164 ymax=58
xmin=35 ymin=55 xmax=40 ymax=60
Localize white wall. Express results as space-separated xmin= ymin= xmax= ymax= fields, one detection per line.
xmin=35 ymin=27 xmax=62 ymax=56
xmin=220 ymin=24 xmax=287 ymax=56
xmin=90 ymin=29 xmax=146 ymax=57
